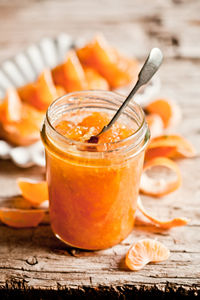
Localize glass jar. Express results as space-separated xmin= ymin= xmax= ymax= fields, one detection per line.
xmin=41 ymin=91 xmax=149 ymax=250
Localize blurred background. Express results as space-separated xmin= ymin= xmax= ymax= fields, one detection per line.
xmin=0 ymin=0 xmax=199 ymax=63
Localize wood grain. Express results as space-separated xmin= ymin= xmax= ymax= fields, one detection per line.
xmin=0 ymin=0 xmax=200 ymax=298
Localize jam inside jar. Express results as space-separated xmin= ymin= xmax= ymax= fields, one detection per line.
xmin=41 ymin=91 xmax=149 ymax=250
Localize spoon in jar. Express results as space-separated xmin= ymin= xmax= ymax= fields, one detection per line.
xmin=87 ymin=47 xmax=163 ymax=144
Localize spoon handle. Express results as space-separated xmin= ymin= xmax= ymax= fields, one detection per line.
xmin=98 ymin=48 xmax=163 ymax=136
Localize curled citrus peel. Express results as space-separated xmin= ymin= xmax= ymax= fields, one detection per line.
xmin=137 ymin=197 xmax=189 ymax=229
xmin=146 ymin=135 xmax=196 ymax=160
xmin=145 ymin=98 xmax=181 ymax=129
xmin=140 ymin=157 xmax=182 ymax=197
xmin=17 ymin=179 xmax=48 ymax=206
xmin=125 ymin=238 xmax=170 ymax=271
xmin=0 ymin=208 xmax=45 ymax=228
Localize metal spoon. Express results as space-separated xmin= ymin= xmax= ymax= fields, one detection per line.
xmin=88 ymin=48 xmax=163 ymax=143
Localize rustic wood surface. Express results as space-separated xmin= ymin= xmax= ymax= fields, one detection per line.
xmin=0 ymin=0 xmax=200 ymax=298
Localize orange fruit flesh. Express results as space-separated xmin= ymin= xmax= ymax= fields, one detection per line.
xmin=125 ymin=238 xmax=170 ymax=271
xmin=44 ymin=111 xmax=145 ymax=250
xmin=17 ymin=179 xmax=49 ymax=206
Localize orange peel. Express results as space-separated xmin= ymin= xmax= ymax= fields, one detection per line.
xmin=137 ymin=197 xmax=189 ymax=229
xmin=145 ymin=98 xmax=181 ymax=128
xmin=146 ymin=135 xmax=196 ymax=160
xmin=140 ymin=157 xmax=182 ymax=197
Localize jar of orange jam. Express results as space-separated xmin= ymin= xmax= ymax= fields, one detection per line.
xmin=41 ymin=91 xmax=149 ymax=250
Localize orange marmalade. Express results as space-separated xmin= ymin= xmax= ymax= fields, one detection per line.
xmin=41 ymin=91 xmax=149 ymax=250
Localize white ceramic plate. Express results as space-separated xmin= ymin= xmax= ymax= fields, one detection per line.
xmin=0 ymin=34 xmax=160 ymax=168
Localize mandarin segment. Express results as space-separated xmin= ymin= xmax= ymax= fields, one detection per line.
xmin=84 ymin=67 xmax=109 ymax=90
xmin=52 ymin=50 xmax=87 ymax=92
xmin=77 ymin=35 xmax=139 ymax=88
xmin=0 ymin=208 xmax=45 ymax=228
xmin=125 ymin=238 xmax=170 ymax=271
xmin=0 ymin=103 xmax=44 ymax=146
xmin=145 ymin=98 xmax=181 ymax=128
xmin=17 ymin=179 xmax=49 ymax=206
xmin=18 ymin=69 xmax=58 ymax=111
xmin=0 ymin=88 xmax=22 ymax=123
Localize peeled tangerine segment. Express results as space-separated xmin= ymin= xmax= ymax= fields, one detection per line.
xmin=137 ymin=197 xmax=189 ymax=229
xmin=146 ymin=135 xmax=196 ymax=161
xmin=17 ymin=179 xmax=48 ymax=206
xmin=0 ymin=208 xmax=45 ymax=228
xmin=77 ymin=35 xmax=139 ymax=88
xmin=0 ymin=103 xmax=44 ymax=146
xmin=140 ymin=157 xmax=182 ymax=197
xmin=0 ymin=88 xmax=22 ymax=123
xmin=84 ymin=67 xmax=109 ymax=90
xmin=18 ymin=69 xmax=58 ymax=111
xmin=145 ymin=98 xmax=181 ymax=128
xmin=52 ymin=50 xmax=87 ymax=92
xmin=125 ymin=238 xmax=170 ymax=271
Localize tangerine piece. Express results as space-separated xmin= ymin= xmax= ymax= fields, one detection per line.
xmin=0 ymin=208 xmax=45 ymax=228
xmin=52 ymin=50 xmax=87 ymax=92
xmin=0 ymin=103 xmax=44 ymax=146
xmin=55 ymin=85 xmax=66 ymax=97
xmin=137 ymin=197 xmax=189 ymax=229
xmin=17 ymin=179 xmax=49 ymax=206
xmin=77 ymin=35 xmax=139 ymax=88
xmin=140 ymin=157 xmax=182 ymax=197
xmin=84 ymin=67 xmax=109 ymax=90
xmin=146 ymin=135 xmax=196 ymax=160
xmin=145 ymin=114 xmax=164 ymax=138
xmin=125 ymin=238 xmax=170 ymax=271
xmin=0 ymin=88 xmax=22 ymax=123
xmin=145 ymin=99 xmax=181 ymax=128
xmin=18 ymin=69 xmax=58 ymax=111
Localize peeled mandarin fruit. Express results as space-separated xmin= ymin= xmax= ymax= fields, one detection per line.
xmin=84 ymin=67 xmax=109 ymax=90
xmin=0 ymin=208 xmax=45 ymax=228
xmin=18 ymin=69 xmax=58 ymax=111
xmin=146 ymin=135 xmax=196 ymax=160
xmin=17 ymin=179 xmax=49 ymax=206
xmin=77 ymin=35 xmax=139 ymax=89
xmin=0 ymin=103 xmax=44 ymax=146
xmin=125 ymin=238 xmax=170 ymax=271
xmin=0 ymin=88 xmax=22 ymax=123
xmin=52 ymin=50 xmax=87 ymax=92
xmin=140 ymin=157 xmax=182 ymax=197
xmin=137 ymin=197 xmax=189 ymax=229
xmin=145 ymin=98 xmax=181 ymax=128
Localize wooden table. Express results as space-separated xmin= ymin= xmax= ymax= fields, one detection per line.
xmin=0 ymin=0 xmax=200 ymax=298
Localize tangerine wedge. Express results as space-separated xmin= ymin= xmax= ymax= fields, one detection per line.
xmin=125 ymin=238 xmax=170 ymax=271
xmin=77 ymin=35 xmax=139 ymax=88
xmin=52 ymin=50 xmax=87 ymax=92
xmin=84 ymin=67 xmax=109 ymax=90
xmin=146 ymin=135 xmax=196 ymax=160
xmin=0 ymin=103 xmax=44 ymax=146
xmin=140 ymin=157 xmax=182 ymax=197
xmin=145 ymin=98 xmax=181 ymax=128
xmin=137 ymin=197 xmax=189 ymax=229
xmin=17 ymin=179 xmax=48 ymax=206
xmin=18 ymin=69 xmax=58 ymax=111
xmin=0 ymin=88 xmax=22 ymax=123
xmin=0 ymin=208 xmax=45 ymax=228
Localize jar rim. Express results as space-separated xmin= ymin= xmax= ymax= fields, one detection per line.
xmin=44 ymin=90 xmax=149 ymax=155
